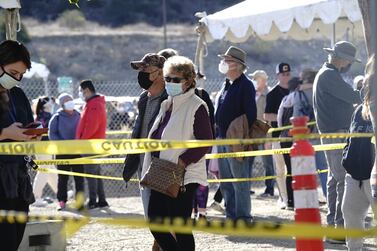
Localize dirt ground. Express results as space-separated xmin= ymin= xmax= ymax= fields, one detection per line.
xmin=30 ymin=188 xmax=377 ymax=251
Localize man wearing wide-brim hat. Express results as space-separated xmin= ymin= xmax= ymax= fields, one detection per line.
xmin=313 ymin=40 xmax=361 ymax=244
xmin=215 ymin=45 xmax=256 ymax=221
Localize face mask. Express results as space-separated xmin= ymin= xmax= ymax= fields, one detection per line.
xmin=218 ymin=61 xmax=229 ymax=74
xmin=138 ymin=71 xmax=153 ymax=90
xmin=64 ymin=100 xmax=75 ymax=111
xmin=165 ymin=82 xmax=183 ymax=97
xmin=0 ymin=69 xmax=20 ymax=90
xmin=340 ymin=63 xmax=352 ymax=74
xmin=43 ymin=102 xmax=52 ymax=113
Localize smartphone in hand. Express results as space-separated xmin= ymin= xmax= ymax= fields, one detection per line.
xmin=23 ymin=122 xmax=48 ymax=136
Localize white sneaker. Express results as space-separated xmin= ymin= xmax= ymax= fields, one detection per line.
xmin=67 ymin=190 xmax=74 ymax=200
xmin=277 ymin=199 xmax=287 ymax=210
xmin=209 ymin=201 xmax=225 ymax=213
xmin=33 ymin=198 xmax=48 ymax=207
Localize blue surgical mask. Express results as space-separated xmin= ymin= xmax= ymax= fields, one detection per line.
xmin=165 ymin=82 xmax=183 ymax=97
xmin=0 ymin=69 xmax=20 ymax=89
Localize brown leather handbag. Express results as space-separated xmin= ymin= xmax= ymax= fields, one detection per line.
xmin=140 ymin=156 xmax=185 ymax=198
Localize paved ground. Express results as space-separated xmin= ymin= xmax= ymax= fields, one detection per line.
xmin=29 ymin=188 xmax=377 ymax=251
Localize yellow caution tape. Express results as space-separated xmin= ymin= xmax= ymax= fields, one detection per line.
xmin=267 ymin=121 xmax=317 ymax=133
xmin=105 ymin=130 xmax=132 ymax=135
xmin=0 ymin=132 xmax=372 ymax=156
xmin=36 ymin=165 xmax=329 ymax=183
xmin=0 ymin=210 xmax=376 ymax=240
xmin=35 ymin=143 xmax=345 ymax=166
xmin=0 ymin=138 xmax=293 ymax=155
xmin=33 ymin=142 xmax=343 ymax=182
xmin=37 ymin=167 xmax=124 ymax=181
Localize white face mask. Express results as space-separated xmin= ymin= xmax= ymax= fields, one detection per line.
xmin=64 ymin=100 xmax=75 ymax=111
xmin=0 ymin=71 xmax=20 ymax=89
xmin=43 ymin=101 xmax=53 ymax=113
xmin=218 ymin=60 xmax=229 ymax=74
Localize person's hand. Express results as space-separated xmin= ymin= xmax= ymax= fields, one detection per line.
xmin=264 ymin=142 xmax=272 ymax=149
xmin=31 ymin=135 xmax=43 ymax=141
xmin=1 ymin=122 xmax=35 ymax=141
xmin=178 ymin=158 xmax=186 ymax=168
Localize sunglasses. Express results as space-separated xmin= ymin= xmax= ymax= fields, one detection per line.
xmin=164 ymin=76 xmax=186 ymax=83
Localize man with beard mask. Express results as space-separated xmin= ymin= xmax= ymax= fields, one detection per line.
xmin=123 ymin=53 xmax=167 ymax=217
xmin=313 ymin=41 xmax=361 ymax=244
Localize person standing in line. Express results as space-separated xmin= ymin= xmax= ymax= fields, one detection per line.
xmin=145 ymin=55 xmax=212 ymax=250
xmin=341 ymin=58 xmax=375 ymax=249
xmin=263 ymin=63 xmax=291 ymax=209
xmin=122 ymin=53 xmax=167 ymax=216
xmin=123 ymin=52 xmax=168 ymax=251
xmin=313 ymin=41 xmax=361 ymax=243
xmin=76 ymin=79 xmax=109 ymax=209
xmin=0 ymin=40 xmax=36 ymax=251
xmin=293 ymin=69 xmax=328 ymax=199
xmin=32 ymin=96 xmax=58 ymax=207
xmin=249 ymin=70 xmax=275 ymax=197
xmin=49 ymin=93 xmax=84 ymax=211
xmin=215 ymin=46 xmax=257 ymax=221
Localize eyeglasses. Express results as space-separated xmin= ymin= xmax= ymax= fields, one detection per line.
xmin=164 ymin=76 xmax=186 ymax=83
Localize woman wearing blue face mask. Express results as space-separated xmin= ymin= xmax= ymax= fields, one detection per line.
xmin=0 ymin=40 xmax=36 ymax=251
xmin=142 ymin=56 xmax=213 ymax=250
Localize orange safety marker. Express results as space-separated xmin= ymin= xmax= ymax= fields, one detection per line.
xmin=290 ymin=116 xmax=324 ymax=251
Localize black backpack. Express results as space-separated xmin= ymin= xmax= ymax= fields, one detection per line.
xmin=280 ymin=104 xmax=294 ymax=137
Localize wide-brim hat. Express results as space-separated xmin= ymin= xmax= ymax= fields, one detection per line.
xmin=323 ymin=41 xmax=361 ymax=63
xmin=218 ymin=46 xmax=248 ymax=67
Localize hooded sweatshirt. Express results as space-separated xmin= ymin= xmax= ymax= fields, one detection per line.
xmin=48 ymin=108 xmax=81 ymax=140
xmin=76 ymin=95 xmax=107 ymax=139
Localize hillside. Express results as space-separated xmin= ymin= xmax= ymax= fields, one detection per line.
xmin=23 ymin=19 xmax=367 ymax=89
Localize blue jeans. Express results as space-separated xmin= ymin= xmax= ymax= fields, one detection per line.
xmin=260 ymin=144 xmax=274 ymax=193
xmin=315 ymin=150 xmax=328 ymax=197
xmin=217 ymin=145 xmax=252 ymax=220
xmin=137 ymin=165 xmax=151 ymax=218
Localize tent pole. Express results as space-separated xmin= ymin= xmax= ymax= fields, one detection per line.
xmin=331 ymin=23 xmax=336 ymax=47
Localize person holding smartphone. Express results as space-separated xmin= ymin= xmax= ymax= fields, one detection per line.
xmin=0 ymin=40 xmax=36 ymax=251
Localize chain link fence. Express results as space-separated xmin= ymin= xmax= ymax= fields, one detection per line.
xmin=23 ymin=78 xmax=267 ymax=201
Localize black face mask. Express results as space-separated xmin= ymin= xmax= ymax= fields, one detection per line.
xmin=138 ymin=71 xmax=153 ymax=90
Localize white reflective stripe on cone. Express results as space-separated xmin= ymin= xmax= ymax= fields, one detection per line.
xmin=291 ymin=156 xmax=316 ymax=176
xmin=293 ymin=189 xmax=319 ymax=209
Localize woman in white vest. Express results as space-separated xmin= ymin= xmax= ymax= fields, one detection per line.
xmin=142 ymin=55 xmax=213 ymax=250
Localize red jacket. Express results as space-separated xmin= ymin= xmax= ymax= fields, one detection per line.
xmin=76 ymin=95 xmax=107 ymax=139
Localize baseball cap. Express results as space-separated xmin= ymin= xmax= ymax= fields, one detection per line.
xmin=130 ymin=53 xmax=166 ymax=70
xmin=248 ymin=70 xmax=268 ymax=80
xmin=276 ymin=63 xmax=291 ymax=74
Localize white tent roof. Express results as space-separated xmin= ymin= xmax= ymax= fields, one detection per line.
xmin=200 ymin=0 xmax=363 ymax=42
xmin=0 ymin=0 xmax=20 ymax=9
xmin=24 ymin=61 xmax=50 ymax=82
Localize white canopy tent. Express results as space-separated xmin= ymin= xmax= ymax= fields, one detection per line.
xmin=24 ymin=61 xmax=50 ymax=82
xmin=199 ymin=0 xmax=362 ymax=43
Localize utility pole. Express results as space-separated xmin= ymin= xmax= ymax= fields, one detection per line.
xmin=162 ymin=0 xmax=167 ymax=48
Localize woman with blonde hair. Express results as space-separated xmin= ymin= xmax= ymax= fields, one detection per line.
xmin=341 ymin=55 xmax=376 ymax=251
xmin=142 ymin=56 xmax=213 ymax=250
